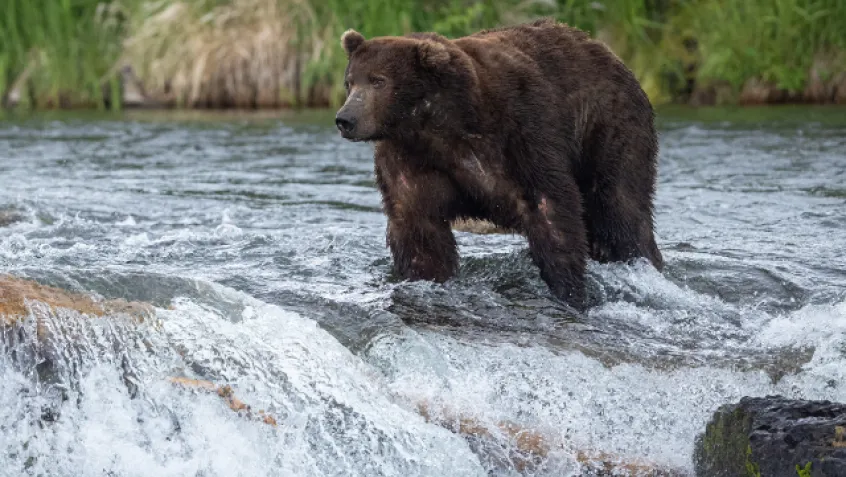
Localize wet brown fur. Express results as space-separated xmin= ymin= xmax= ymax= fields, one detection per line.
xmin=337 ymin=19 xmax=663 ymax=310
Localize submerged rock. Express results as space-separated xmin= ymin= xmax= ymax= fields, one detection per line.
xmin=415 ymin=400 xmax=689 ymax=476
xmin=0 ymin=274 xmax=154 ymax=327
xmin=693 ymin=395 xmax=846 ymax=477
xmin=1 ymin=274 xmax=157 ymax=386
xmin=0 ymin=275 xmax=694 ymax=475
xmin=168 ymin=377 xmax=278 ymax=426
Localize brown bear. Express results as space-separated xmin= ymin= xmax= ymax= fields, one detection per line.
xmin=335 ymin=18 xmax=663 ymax=310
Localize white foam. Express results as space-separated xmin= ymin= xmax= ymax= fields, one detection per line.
xmin=0 ymin=286 xmax=487 ymax=477
xmin=753 ymin=299 xmax=846 ymax=348
xmin=363 ymin=308 xmax=846 ymax=472
xmin=117 ymin=215 xmax=138 ymax=227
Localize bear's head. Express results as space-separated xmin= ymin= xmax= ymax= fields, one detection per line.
xmin=334 ymin=29 xmax=478 ymax=142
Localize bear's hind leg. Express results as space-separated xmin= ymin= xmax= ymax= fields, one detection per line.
xmin=521 ymin=186 xmax=589 ymax=309
xmin=586 ymin=200 xmax=662 ymax=270
xmin=582 ymin=127 xmax=663 ymax=270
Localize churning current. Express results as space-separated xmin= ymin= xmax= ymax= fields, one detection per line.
xmin=1 ymin=108 xmax=845 ymax=476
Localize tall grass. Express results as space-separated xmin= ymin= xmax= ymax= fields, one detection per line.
xmin=305 ymin=0 xmax=511 ymax=105
xmin=121 ymin=0 xmax=323 ymax=108
xmin=688 ymin=0 xmax=846 ymax=92
xmin=548 ymin=0 xmax=686 ymax=102
xmin=547 ymin=0 xmax=846 ymax=101
xmin=117 ymin=0 xmax=514 ymax=108
xmin=0 ymin=0 xmax=130 ymax=109
xmin=1 ymin=0 xmax=845 ymax=109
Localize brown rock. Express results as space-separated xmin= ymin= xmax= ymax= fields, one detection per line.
xmin=576 ymin=449 xmax=686 ymax=476
xmin=1 ymin=275 xmax=158 ymax=387
xmin=415 ymin=400 xmax=688 ymax=476
xmin=1 ymin=274 xmax=155 ymax=354
xmin=168 ymin=377 xmax=278 ymax=426
xmin=416 ymin=401 xmax=549 ymax=457
xmin=0 ymin=275 xmax=154 ymax=327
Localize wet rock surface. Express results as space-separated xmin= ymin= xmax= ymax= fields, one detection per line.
xmin=1 ymin=112 xmax=845 ymax=476
xmin=693 ymin=396 xmax=846 ymax=477
xmin=0 ymin=274 xmax=154 ymax=326
xmin=1 ymin=275 xmax=689 ymax=475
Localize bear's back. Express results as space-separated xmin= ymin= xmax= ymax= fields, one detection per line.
xmin=453 ymin=18 xmax=648 ymax=116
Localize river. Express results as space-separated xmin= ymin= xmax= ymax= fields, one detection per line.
xmin=1 ymin=106 xmax=845 ymax=476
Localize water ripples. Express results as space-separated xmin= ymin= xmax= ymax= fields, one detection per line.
xmin=1 ymin=109 xmax=845 ymax=475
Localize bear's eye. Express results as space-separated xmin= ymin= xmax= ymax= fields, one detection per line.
xmin=371 ymin=77 xmax=386 ymax=89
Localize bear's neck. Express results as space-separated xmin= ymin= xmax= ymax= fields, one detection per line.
xmin=379 ymin=127 xmax=489 ymax=170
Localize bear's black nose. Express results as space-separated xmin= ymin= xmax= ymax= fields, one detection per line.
xmin=335 ymin=114 xmax=356 ymax=135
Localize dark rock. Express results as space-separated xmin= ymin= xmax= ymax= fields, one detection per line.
xmin=693 ymin=395 xmax=846 ymax=477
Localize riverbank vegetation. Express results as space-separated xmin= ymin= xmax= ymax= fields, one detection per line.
xmin=2 ymin=0 xmax=845 ymax=110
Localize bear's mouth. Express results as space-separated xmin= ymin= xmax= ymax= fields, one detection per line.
xmin=339 ymin=132 xmax=374 ymax=143
xmin=338 ymin=129 xmax=363 ymax=142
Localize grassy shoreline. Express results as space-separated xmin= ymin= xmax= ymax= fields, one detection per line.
xmin=6 ymin=103 xmax=846 ymax=123
xmin=2 ymin=0 xmax=845 ymax=111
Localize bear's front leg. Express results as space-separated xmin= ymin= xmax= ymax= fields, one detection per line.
xmin=381 ymin=169 xmax=459 ymax=283
xmin=387 ymin=215 xmax=458 ymax=283
xmin=521 ymin=187 xmax=588 ymax=310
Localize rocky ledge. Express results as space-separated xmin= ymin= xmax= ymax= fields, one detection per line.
xmin=694 ymin=395 xmax=846 ymax=477
xmin=1 ymin=274 xmax=691 ymax=476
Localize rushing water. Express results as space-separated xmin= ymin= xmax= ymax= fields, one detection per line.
xmin=1 ymin=107 xmax=845 ymax=476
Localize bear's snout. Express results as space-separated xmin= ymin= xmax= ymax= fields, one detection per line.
xmin=335 ymin=112 xmax=357 ymax=137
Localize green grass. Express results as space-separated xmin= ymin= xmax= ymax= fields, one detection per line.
xmin=1 ymin=0 xmax=845 ymax=109
xmin=689 ymin=0 xmax=846 ymax=92
xmin=304 ymin=0 xmax=511 ymax=105
xmin=796 ymin=461 xmax=812 ymax=477
xmin=0 ymin=0 xmax=132 ymax=109
xmin=544 ymin=0 xmax=846 ymax=101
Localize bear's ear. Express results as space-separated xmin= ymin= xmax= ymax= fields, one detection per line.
xmin=417 ymin=40 xmax=450 ymax=69
xmin=341 ymin=29 xmax=366 ymax=56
